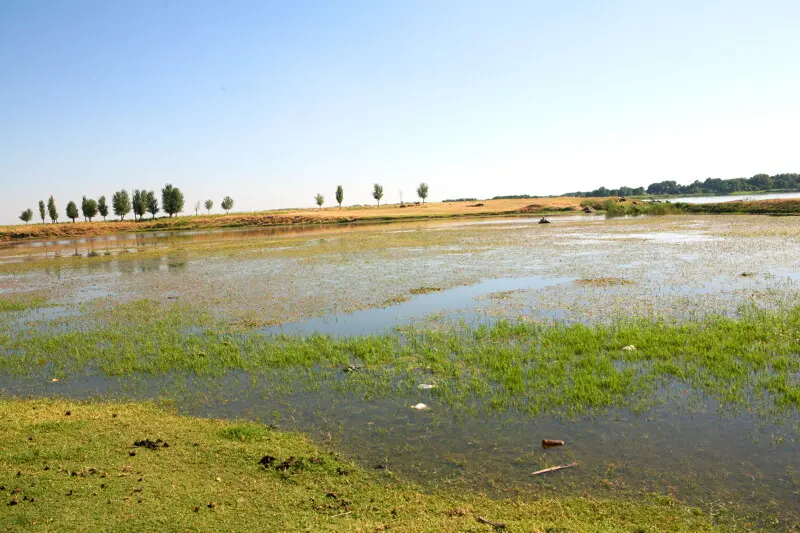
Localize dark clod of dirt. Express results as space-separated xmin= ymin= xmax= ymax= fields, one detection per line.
xmin=208 ymin=502 xmax=217 ymax=509
xmin=66 ymin=490 xmax=73 ymax=496
xmin=129 ymin=451 xmax=136 ymax=456
xmin=374 ymin=463 xmax=388 ymax=470
xmin=336 ymin=467 xmax=350 ymax=476
xmin=469 ymin=203 xmax=485 ymax=207
xmin=65 ymin=411 xmax=71 ymax=416
xmin=43 ymin=466 xmax=50 ymax=471
xmin=11 ymin=488 xmax=20 ymax=494
xmin=133 ymin=438 xmax=169 ymax=450
xmin=9 ymin=497 xmax=18 ymax=506
xmin=112 ymin=413 xmax=118 ymax=418
xmin=193 ymin=506 xmax=200 ymax=512
xmin=259 ymin=455 xmax=276 ymax=468
xmin=275 ymin=456 xmax=299 ymax=471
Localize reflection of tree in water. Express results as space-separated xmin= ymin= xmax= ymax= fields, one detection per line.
xmin=167 ymin=253 xmax=188 ymax=272
xmin=44 ymin=264 xmax=62 ymax=279
xmin=110 ymin=255 xmax=189 ymax=274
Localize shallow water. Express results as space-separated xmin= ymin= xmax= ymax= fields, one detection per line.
xmin=2 ymin=369 xmax=798 ymax=524
xmin=3 ymin=214 xmax=800 ymax=526
xmin=261 ymin=275 xmax=573 ymax=336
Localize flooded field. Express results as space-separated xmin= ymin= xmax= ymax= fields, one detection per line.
xmin=2 ymin=214 xmax=800 ymax=528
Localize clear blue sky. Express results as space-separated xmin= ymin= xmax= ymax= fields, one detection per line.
xmin=2 ymin=0 xmax=799 ymax=223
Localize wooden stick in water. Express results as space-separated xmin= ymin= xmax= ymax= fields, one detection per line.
xmin=531 ymin=461 xmax=578 ymax=476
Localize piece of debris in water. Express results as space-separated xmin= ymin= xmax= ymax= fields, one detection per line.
xmin=541 ymin=439 xmax=565 ymax=448
xmin=417 ymin=384 xmax=436 ymax=390
xmin=622 ymin=345 xmax=636 ymax=351
xmin=531 ymin=461 xmax=578 ymax=476
xmin=411 ymin=403 xmax=429 ymax=410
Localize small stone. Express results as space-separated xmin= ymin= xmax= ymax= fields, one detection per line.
xmin=411 ymin=403 xmax=429 ymax=410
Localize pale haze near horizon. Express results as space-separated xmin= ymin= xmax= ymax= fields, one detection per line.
xmin=1 ymin=0 xmax=799 ymax=225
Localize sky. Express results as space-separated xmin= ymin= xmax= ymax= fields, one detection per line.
xmin=2 ymin=0 xmax=800 ymax=223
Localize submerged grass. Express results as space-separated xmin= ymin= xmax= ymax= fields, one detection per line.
xmin=0 ymin=398 xmax=720 ymax=532
xmin=2 ymin=299 xmax=799 ymax=418
xmin=0 ymin=293 xmax=50 ymax=313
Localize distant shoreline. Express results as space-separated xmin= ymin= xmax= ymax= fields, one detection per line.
xmin=4 ymin=195 xmax=800 ymax=243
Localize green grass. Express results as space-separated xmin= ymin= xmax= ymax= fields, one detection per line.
xmin=0 ymin=294 xmax=49 ymax=313
xmin=581 ymin=199 xmax=685 ymax=217
xmin=2 ymin=299 xmax=799 ymax=418
xmin=0 ymin=397 xmax=721 ymax=532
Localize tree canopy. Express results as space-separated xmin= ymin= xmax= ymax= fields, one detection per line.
xmin=146 ymin=191 xmax=159 ymax=219
xmin=132 ymin=190 xmax=147 ymax=220
xmin=81 ymin=196 xmax=98 ymax=221
xmin=47 ymin=196 xmax=58 ymax=223
xmin=162 ymin=184 xmax=185 ymax=217
xmin=98 ymin=196 xmax=108 ymax=220
xmin=563 ymin=173 xmax=800 ymax=198
xmin=335 ymin=185 xmax=344 ymax=207
xmin=112 ymin=190 xmax=131 ymax=220
xmin=66 ymin=201 xmax=79 ymax=222
xmin=416 ymin=183 xmax=429 ymax=203
xmin=221 ymin=196 xmax=234 ymax=213
xmin=372 ymin=184 xmax=384 ymax=206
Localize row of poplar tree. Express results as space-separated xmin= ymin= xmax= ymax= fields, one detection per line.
xmin=18 ymin=181 xmax=431 ymax=224
xmin=18 ymin=184 xmax=236 ymax=224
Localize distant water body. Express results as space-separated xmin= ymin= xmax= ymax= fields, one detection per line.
xmin=669 ymin=191 xmax=800 ymax=204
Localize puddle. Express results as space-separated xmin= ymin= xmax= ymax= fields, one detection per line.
xmin=261 ymin=275 xmax=572 ymax=336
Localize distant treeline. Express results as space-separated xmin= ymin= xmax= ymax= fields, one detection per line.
xmin=442 ymin=198 xmax=478 ymax=203
xmin=491 ymin=194 xmax=533 ymax=200
xmin=563 ymin=173 xmax=800 ymax=198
